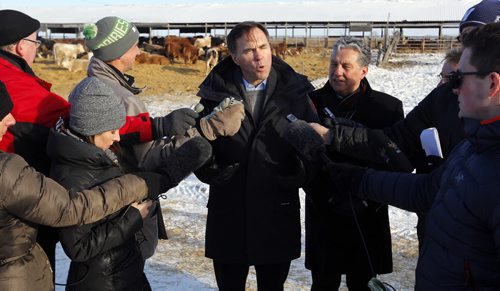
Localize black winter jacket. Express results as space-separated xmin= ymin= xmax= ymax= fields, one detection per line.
xmin=47 ymin=123 xmax=146 ymax=291
xmin=195 ymin=56 xmax=319 ymax=264
xmin=359 ymin=118 xmax=500 ymax=290
xmin=383 ymin=83 xmax=464 ymax=170
xmin=305 ymin=80 xmax=403 ymax=274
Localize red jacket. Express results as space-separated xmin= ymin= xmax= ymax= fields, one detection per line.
xmin=0 ymin=54 xmax=69 ymax=175
xmin=0 ymin=52 xmax=154 ymax=175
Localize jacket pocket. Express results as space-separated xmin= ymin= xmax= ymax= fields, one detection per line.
xmin=274 ymin=195 xmax=301 ymax=216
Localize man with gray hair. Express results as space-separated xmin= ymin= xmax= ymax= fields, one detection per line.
xmin=437 ymin=47 xmax=462 ymax=87
xmin=304 ymin=37 xmax=404 ymax=290
xmin=305 ymin=0 xmax=499 ymax=253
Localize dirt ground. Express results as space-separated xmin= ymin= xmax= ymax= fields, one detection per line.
xmin=31 ymin=48 xmax=331 ymax=100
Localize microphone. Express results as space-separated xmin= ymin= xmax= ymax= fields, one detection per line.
xmin=192 ymin=103 xmax=205 ymax=114
xmin=284 ymin=120 xmax=329 ymax=163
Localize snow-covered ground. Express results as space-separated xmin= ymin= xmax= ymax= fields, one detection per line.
xmin=55 ymin=52 xmax=444 ymax=290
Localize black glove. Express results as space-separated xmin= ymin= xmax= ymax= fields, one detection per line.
xmin=152 ymin=108 xmax=198 ymax=139
xmin=283 ymin=120 xmax=325 ymax=162
xmin=421 ymin=155 xmax=444 ymax=173
xmin=134 ymin=171 xmax=174 ymax=201
xmin=368 ymin=129 xmax=413 ymax=172
xmin=325 ymin=161 xmax=367 ymax=197
xmin=325 ymin=119 xmax=412 ymax=172
xmin=194 ymin=156 xmax=239 ymax=185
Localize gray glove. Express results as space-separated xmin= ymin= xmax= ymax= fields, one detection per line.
xmin=199 ymin=97 xmax=245 ymax=141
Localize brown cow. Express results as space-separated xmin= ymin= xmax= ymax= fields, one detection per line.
xmin=272 ymin=40 xmax=287 ymax=60
xmin=135 ymin=52 xmax=169 ymax=65
xmin=287 ymin=46 xmax=304 ymax=56
xmin=164 ymin=36 xmax=193 ymax=63
xmin=165 ymin=36 xmax=192 ymax=47
xmin=164 ymin=41 xmax=182 ymax=63
xmin=182 ymin=45 xmax=202 ymax=64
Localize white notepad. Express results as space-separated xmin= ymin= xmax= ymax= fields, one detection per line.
xmin=420 ymin=127 xmax=443 ymax=158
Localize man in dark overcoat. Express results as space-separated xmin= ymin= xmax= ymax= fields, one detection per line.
xmin=304 ymin=37 xmax=404 ymax=290
xmin=195 ymin=21 xmax=319 ymax=290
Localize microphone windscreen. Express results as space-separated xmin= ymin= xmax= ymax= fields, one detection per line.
xmin=162 ymin=136 xmax=212 ymax=183
xmin=284 ymin=120 xmax=325 ymax=161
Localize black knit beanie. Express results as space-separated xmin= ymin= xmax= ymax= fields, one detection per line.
xmin=0 ymin=10 xmax=40 ymax=46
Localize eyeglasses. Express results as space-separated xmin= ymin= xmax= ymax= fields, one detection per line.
xmin=446 ymin=70 xmax=489 ymax=89
xmin=22 ymin=38 xmax=41 ymax=48
xmin=437 ymin=72 xmax=449 ymax=81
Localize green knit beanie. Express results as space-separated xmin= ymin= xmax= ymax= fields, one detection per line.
xmin=83 ymin=16 xmax=139 ymax=62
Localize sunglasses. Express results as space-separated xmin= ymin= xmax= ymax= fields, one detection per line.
xmin=446 ymin=70 xmax=489 ymax=89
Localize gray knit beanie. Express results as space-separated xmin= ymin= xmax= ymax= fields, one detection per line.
xmin=83 ymin=16 xmax=139 ymax=62
xmin=69 ymin=77 xmax=126 ymax=136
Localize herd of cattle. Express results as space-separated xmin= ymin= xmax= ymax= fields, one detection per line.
xmin=37 ymin=35 xmax=305 ymax=75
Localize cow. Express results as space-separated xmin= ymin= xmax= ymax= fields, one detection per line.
xmin=287 ymin=46 xmax=304 ymax=56
xmin=135 ymin=52 xmax=169 ymax=65
xmin=164 ymin=41 xmax=182 ymax=63
xmin=151 ymin=36 xmax=165 ymax=46
xmin=53 ymin=43 xmax=85 ymax=67
xmin=52 ymin=38 xmax=85 ymax=46
xmin=164 ymin=36 xmax=193 ymax=63
xmin=182 ymin=45 xmax=202 ymax=64
xmin=272 ymin=40 xmax=287 ymax=60
xmin=142 ymin=42 xmax=165 ymax=55
xmin=211 ymin=36 xmax=226 ymax=47
xmin=61 ymin=58 xmax=89 ymax=72
xmin=165 ymin=36 xmax=192 ymax=47
xmin=194 ymin=36 xmax=212 ymax=49
xmin=205 ymin=48 xmax=219 ymax=75
xmin=37 ymin=37 xmax=55 ymax=59
xmin=215 ymin=43 xmax=229 ymax=62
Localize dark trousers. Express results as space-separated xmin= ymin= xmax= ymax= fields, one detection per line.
xmin=213 ymin=261 xmax=291 ymax=291
xmin=311 ymin=269 xmax=371 ymax=291
xmin=416 ymin=212 xmax=426 ymax=253
xmin=37 ymin=225 xmax=59 ymax=279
